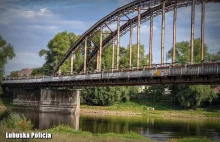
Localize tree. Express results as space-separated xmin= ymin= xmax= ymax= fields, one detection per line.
xmin=0 ymin=35 xmax=15 ymax=94
xmin=171 ymin=85 xmax=216 ymax=109
xmin=168 ymin=38 xmax=217 ymax=109
xmin=31 ymin=67 xmax=44 ymax=76
xmin=208 ymin=51 xmax=220 ymax=62
xmin=39 ymin=31 xmax=79 ymax=75
xmin=144 ymin=85 xmax=165 ymax=105
xmin=9 ymin=71 xmax=19 ymax=77
xmin=168 ymin=38 xmax=208 ymax=64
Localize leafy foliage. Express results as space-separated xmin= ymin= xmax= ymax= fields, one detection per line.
xmin=168 ymin=38 xmax=208 ymax=64
xmin=0 ymin=112 xmax=33 ymax=131
xmin=144 ymin=85 xmax=165 ymax=104
xmin=81 ymin=86 xmax=138 ymax=106
xmin=31 ymin=67 xmax=44 ymax=76
xmin=170 ymin=85 xmax=216 ymax=109
xmin=167 ymin=38 xmax=218 ymax=109
xmin=9 ymin=71 xmax=19 ymax=77
xmin=39 ymin=31 xmax=79 ymax=75
xmin=0 ymin=35 xmax=15 ymax=94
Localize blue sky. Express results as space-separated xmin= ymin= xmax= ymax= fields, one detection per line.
xmin=0 ymin=0 xmax=220 ymax=75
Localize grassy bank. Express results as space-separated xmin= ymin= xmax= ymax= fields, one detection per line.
xmin=81 ymin=101 xmax=220 ymax=118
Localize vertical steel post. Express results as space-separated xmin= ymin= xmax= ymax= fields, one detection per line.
xmin=129 ymin=23 xmax=133 ymax=69
xmin=112 ymin=39 xmax=115 ymax=72
xmin=190 ymin=0 xmax=195 ymax=64
xmin=70 ymin=52 xmax=74 ymax=74
xmin=58 ymin=69 xmax=61 ymax=76
xmin=96 ymin=46 xmax=100 ymax=71
xmin=116 ymin=16 xmax=120 ymax=70
xmin=161 ymin=1 xmax=165 ymax=65
xmin=99 ymin=25 xmax=103 ymax=71
xmin=201 ymin=1 xmax=205 ymax=62
xmin=97 ymin=25 xmax=103 ymax=72
xmin=172 ymin=4 xmax=177 ymax=65
xmin=84 ymin=37 xmax=87 ymax=73
xmin=137 ymin=6 xmax=141 ymax=68
xmin=149 ymin=16 xmax=153 ymax=68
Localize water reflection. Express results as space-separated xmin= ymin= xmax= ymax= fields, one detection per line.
xmin=0 ymin=109 xmax=79 ymax=130
xmin=0 ymin=110 xmax=220 ymax=141
xmin=39 ymin=112 xmax=79 ymax=130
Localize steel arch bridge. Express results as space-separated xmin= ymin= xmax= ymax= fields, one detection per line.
xmin=53 ymin=0 xmax=220 ymax=75
xmin=2 ymin=0 xmax=220 ymax=88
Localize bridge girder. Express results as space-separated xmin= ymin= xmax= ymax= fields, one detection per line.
xmin=53 ymin=0 xmax=220 ymax=74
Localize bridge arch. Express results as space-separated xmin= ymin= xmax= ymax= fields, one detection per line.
xmin=53 ymin=0 xmax=220 ymax=74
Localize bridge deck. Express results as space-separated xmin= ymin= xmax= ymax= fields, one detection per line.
xmin=3 ymin=63 xmax=220 ymax=87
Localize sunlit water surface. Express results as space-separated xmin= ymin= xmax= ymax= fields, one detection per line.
xmin=0 ymin=109 xmax=220 ymax=141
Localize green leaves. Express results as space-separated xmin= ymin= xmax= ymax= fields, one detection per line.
xmin=39 ymin=31 xmax=79 ymax=74
xmin=0 ymin=35 xmax=15 ymax=95
xmin=171 ymin=85 xmax=217 ymax=109
xmin=168 ymin=38 xmax=208 ymax=64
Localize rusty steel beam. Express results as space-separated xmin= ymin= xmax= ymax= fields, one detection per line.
xmin=84 ymin=37 xmax=87 ymax=73
xmin=190 ymin=0 xmax=195 ymax=64
xmin=112 ymin=39 xmax=115 ymax=72
xmin=137 ymin=6 xmax=141 ymax=68
xmin=99 ymin=25 xmax=103 ymax=71
xmin=70 ymin=52 xmax=74 ymax=74
xmin=172 ymin=4 xmax=177 ymax=65
xmin=129 ymin=22 xmax=133 ymax=69
xmin=149 ymin=16 xmax=153 ymax=68
xmin=116 ymin=16 xmax=120 ymax=70
xmin=161 ymin=1 xmax=165 ymax=65
xmin=96 ymin=27 xmax=102 ymax=71
xmin=201 ymin=1 xmax=205 ymax=62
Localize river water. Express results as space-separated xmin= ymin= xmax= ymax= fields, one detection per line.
xmin=0 ymin=109 xmax=220 ymax=141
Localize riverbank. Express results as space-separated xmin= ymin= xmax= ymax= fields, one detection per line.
xmin=81 ymin=101 xmax=220 ymax=119
xmin=1 ymin=98 xmax=220 ymax=119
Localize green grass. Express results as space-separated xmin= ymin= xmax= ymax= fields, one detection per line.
xmin=46 ymin=125 xmax=147 ymax=140
xmin=168 ymin=137 xmax=217 ymax=142
xmin=81 ymin=100 xmax=220 ymax=119
xmin=44 ymin=125 xmax=148 ymax=142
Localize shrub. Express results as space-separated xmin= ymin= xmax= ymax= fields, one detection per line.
xmin=0 ymin=112 xmax=33 ymax=131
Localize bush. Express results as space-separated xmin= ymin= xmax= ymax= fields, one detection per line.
xmin=0 ymin=112 xmax=33 ymax=131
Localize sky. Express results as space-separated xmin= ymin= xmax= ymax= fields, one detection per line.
xmin=0 ymin=0 xmax=220 ymax=75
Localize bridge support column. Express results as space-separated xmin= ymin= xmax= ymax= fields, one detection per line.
xmin=39 ymin=89 xmax=80 ymax=114
xmin=149 ymin=16 xmax=153 ymax=68
xmin=137 ymin=6 xmax=141 ymax=69
xmin=190 ymin=0 xmax=195 ymax=64
xmin=161 ymin=1 xmax=165 ymax=65
xmin=97 ymin=25 xmax=103 ymax=72
xmin=172 ymin=4 xmax=177 ymax=65
xmin=116 ymin=16 xmax=120 ymax=70
xmin=129 ymin=22 xmax=133 ymax=69
xmin=12 ymin=88 xmax=40 ymax=107
xmin=201 ymin=1 xmax=205 ymax=62
xmin=71 ymin=52 xmax=75 ymax=74
xmin=112 ymin=39 xmax=115 ymax=72
xmin=84 ymin=37 xmax=87 ymax=73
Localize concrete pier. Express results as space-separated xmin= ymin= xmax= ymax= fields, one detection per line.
xmin=12 ymin=88 xmax=80 ymax=114
xmin=13 ymin=88 xmax=40 ymax=107
xmin=39 ymin=89 xmax=80 ymax=114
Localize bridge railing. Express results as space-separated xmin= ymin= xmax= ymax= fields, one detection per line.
xmin=3 ymin=62 xmax=220 ymax=84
